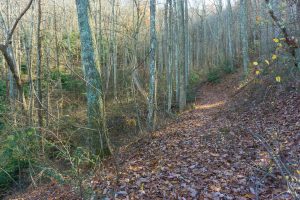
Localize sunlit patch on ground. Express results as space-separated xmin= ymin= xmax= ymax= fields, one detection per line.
xmin=195 ymin=101 xmax=226 ymax=110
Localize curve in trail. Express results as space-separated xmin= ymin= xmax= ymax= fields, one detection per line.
xmin=93 ymin=72 xmax=299 ymax=199
xmin=92 ymin=73 xmax=262 ymax=199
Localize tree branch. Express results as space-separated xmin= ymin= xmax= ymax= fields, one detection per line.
xmin=5 ymin=0 xmax=34 ymax=45
xmin=265 ymin=0 xmax=299 ymax=60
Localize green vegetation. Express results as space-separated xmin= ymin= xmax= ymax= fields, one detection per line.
xmin=207 ymin=68 xmax=221 ymax=83
xmin=187 ymin=71 xmax=202 ymax=102
xmin=0 ymin=128 xmax=36 ymax=189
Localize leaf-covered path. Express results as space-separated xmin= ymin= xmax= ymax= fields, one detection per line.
xmin=91 ymin=74 xmax=299 ymax=200
xmin=10 ymin=74 xmax=300 ymax=200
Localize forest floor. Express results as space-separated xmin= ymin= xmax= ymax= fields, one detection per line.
xmin=8 ymin=72 xmax=300 ymax=200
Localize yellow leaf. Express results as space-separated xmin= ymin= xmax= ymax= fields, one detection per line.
xmin=244 ymin=194 xmax=255 ymax=198
xmin=277 ymin=43 xmax=282 ymax=47
xmin=265 ymin=60 xmax=270 ymax=65
xmin=296 ymin=170 xmax=300 ymax=175
xmin=276 ymin=76 xmax=281 ymax=83
xmin=272 ymin=54 xmax=277 ymax=60
xmin=253 ymin=62 xmax=258 ymax=66
xmin=141 ymin=183 xmax=144 ymax=190
xmin=280 ymin=38 xmax=286 ymax=41
xmin=256 ymin=16 xmax=261 ymax=23
xmin=273 ymin=38 xmax=279 ymax=43
xmin=256 ymin=70 xmax=260 ymax=75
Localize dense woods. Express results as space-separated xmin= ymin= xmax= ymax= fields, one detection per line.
xmin=0 ymin=0 xmax=299 ymax=199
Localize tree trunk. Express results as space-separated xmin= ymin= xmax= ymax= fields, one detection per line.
xmin=297 ymin=0 xmax=300 ymax=32
xmin=167 ymin=0 xmax=173 ymax=113
xmin=53 ymin=0 xmax=62 ymax=89
xmin=240 ymin=0 xmax=249 ymax=76
xmin=0 ymin=45 xmax=27 ymax=110
xmin=174 ymin=0 xmax=180 ymax=105
xmin=148 ymin=0 xmax=157 ymax=131
xmin=112 ymin=0 xmax=118 ymax=99
xmin=75 ymin=0 xmax=109 ymax=153
xmin=179 ymin=0 xmax=186 ymax=111
xmin=36 ymin=0 xmax=43 ymax=131
xmin=227 ymin=0 xmax=234 ymax=70
xmin=184 ymin=0 xmax=189 ymax=87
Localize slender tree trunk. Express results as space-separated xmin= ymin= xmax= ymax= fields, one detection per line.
xmin=53 ymin=0 xmax=62 ymax=89
xmin=96 ymin=0 xmax=103 ymax=71
xmin=227 ymin=0 xmax=234 ymax=70
xmin=163 ymin=3 xmax=168 ymax=74
xmin=148 ymin=0 xmax=156 ymax=130
xmin=240 ymin=0 xmax=249 ymax=76
xmin=45 ymin=47 xmax=50 ymax=127
xmin=36 ymin=0 xmax=43 ymax=131
xmin=172 ymin=0 xmax=179 ymax=106
xmin=112 ymin=0 xmax=117 ymax=99
xmin=184 ymin=0 xmax=189 ymax=87
xmin=297 ymin=0 xmax=300 ymax=32
xmin=23 ymin=8 xmax=34 ymax=125
xmin=202 ymin=1 xmax=208 ymax=69
xmin=179 ymin=0 xmax=186 ymax=111
xmin=167 ymin=0 xmax=173 ymax=113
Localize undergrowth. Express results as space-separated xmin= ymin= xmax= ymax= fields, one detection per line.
xmin=207 ymin=61 xmax=236 ymax=84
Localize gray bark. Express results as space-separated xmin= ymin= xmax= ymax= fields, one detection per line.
xmin=227 ymin=0 xmax=234 ymax=70
xmin=240 ymin=0 xmax=249 ymax=76
xmin=167 ymin=0 xmax=173 ymax=113
xmin=173 ymin=0 xmax=180 ymax=105
xmin=53 ymin=0 xmax=62 ymax=89
xmin=75 ymin=0 xmax=108 ymax=153
xmin=36 ymin=0 xmax=43 ymax=130
xmin=179 ymin=0 xmax=186 ymax=111
xmin=184 ymin=0 xmax=189 ymax=87
xmin=148 ymin=0 xmax=157 ymax=130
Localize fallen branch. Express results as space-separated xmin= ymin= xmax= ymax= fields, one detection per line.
xmin=245 ymin=126 xmax=299 ymax=200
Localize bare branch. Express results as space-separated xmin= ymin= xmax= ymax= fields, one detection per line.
xmin=5 ymin=0 xmax=34 ymax=45
xmin=265 ymin=0 xmax=299 ymax=66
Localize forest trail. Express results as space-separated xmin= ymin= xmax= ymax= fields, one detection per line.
xmin=90 ymin=72 xmax=299 ymax=200
xmin=10 ymin=73 xmax=300 ymax=200
xmin=89 ymin=73 xmax=298 ymax=200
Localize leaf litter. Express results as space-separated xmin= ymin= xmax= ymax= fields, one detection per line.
xmin=9 ymin=73 xmax=300 ymax=200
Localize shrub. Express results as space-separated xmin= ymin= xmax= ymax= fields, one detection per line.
xmin=187 ymin=71 xmax=202 ymax=103
xmin=61 ymin=73 xmax=85 ymax=93
xmin=221 ymin=60 xmax=235 ymax=74
xmin=50 ymin=70 xmax=85 ymax=94
xmin=0 ymin=80 xmax=7 ymax=129
xmin=0 ymin=80 xmax=6 ymax=98
xmin=223 ymin=65 xmax=235 ymax=74
xmin=0 ymin=128 xmax=37 ymax=189
xmin=207 ymin=68 xmax=221 ymax=83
